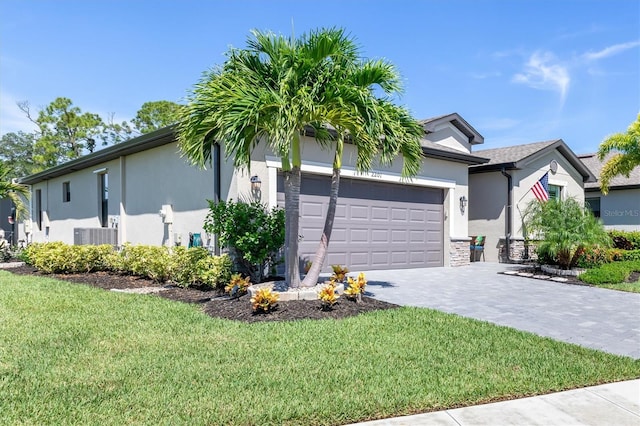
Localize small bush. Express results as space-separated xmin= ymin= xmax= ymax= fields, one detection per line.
xmin=250 ymin=288 xmax=279 ymax=313
xmin=193 ymin=254 xmax=233 ymax=289
xmin=330 ymin=265 xmax=349 ymax=283
xmin=609 ymin=230 xmax=640 ymax=250
xmin=579 ymin=261 xmax=640 ymax=285
xmin=169 ymin=246 xmax=211 ymax=287
xmin=110 ymin=244 xmax=172 ymax=282
xmin=622 ymin=250 xmax=640 ymax=262
xmin=344 ymin=272 xmax=367 ymax=301
xmin=27 ymin=242 xmax=114 ymax=274
xmin=225 ymin=273 xmax=252 ymax=298
xmin=576 ymin=247 xmax=624 ymax=269
xmin=318 ymin=281 xmax=339 ymax=309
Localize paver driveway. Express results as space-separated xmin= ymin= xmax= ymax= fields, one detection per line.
xmin=358 ymin=262 xmax=640 ymax=359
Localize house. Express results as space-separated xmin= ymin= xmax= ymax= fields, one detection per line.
xmin=579 ymin=153 xmax=640 ymax=231
xmin=468 ymin=140 xmax=595 ymax=262
xmin=19 ymin=113 xmax=487 ymax=271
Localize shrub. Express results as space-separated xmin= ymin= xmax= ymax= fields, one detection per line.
xmin=204 ymin=199 xmax=284 ymax=283
xmin=330 ymin=265 xmax=349 ymax=283
xmin=524 ymin=198 xmax=611 ymax=269
xmin=318 ymin=281 xmax=339 ymax=309
xmin=110 ymin=244 xmax=172 ymax=282
xmin=609 ymin=230 xmax=640 ymax=250
xmin=225 ymin=273 xmax=252 ymax=298
xmin=344 ymin=272 xmax=367 ymax=301
xmin=169 ymin=246 xmax=211 ymax=287
xmin=579 ymin=261 xmax=640 ymax=285
xmin=250 ymin=288 xmax=279 ymax=313
xmin=27 ymin=242 xmax=114 ymax=274
xmin=193 ymin=254 xmax=232 ymax=289
xmin=622 ymin=250 xmax=640 ymax=262
xmin=576 ymin=247 xmax=624 ymax=269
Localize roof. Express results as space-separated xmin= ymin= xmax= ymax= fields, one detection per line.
xmin=579 ymin=152 xmax=640 ymax=191
xmin=469 ymin=139 xmax=596 ymax=183
xmin=19 ymin=120 xmax=488 ymax=185
xmin=420 ymin=112 xmax=484 ymax=145
xmin=20 ymin=126 xmax=177 ymax=185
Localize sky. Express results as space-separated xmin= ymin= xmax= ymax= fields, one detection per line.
xmin=1 ymin=0 xmax=639 ymax=155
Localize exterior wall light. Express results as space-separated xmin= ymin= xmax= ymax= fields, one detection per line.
xmin=459 ymin=195 xmax=468 ymax=215
xmin=250 ymin=175 xmax=262 ymax=191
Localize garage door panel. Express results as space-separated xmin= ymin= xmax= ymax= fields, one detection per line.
xmin=349 ymin=229 xmax=369 ymax=243
xmin=349 ymin=204 xmax=369 ymax=220
xmin=371 ymin=207 xmax=389 ymax=220
xmin=371 ymin=229 xmax=389 ymax=243
xmin=278 ymin=173 xmax=443 ymax=270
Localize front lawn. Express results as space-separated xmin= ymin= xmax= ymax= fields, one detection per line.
xmin=2 ymin=272 xmax=639 ymax=425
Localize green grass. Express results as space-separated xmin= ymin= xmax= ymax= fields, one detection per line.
xmin=1 ymin=271 xmax=639 ymax=425
xmin=580 ymin=260 xmax=640 ymax=293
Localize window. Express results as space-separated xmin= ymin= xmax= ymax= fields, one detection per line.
xmin=99 ymin=173 xmax=108 ymax=227
xmin=35 ymin=189 xmax=42 ymax=230
xmin=548 ymin=184 xmax=561 ymax=200
xmin=62 ymin=182 xmax=71 ymax=203
xmin=586 ymin=197 xmax=601 ymax=218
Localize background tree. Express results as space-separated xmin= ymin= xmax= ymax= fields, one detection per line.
xmin=0 ymin=161 xmax=29 ymax=220
xmin=523 ymin=197 xmax=610 ymax=269
xmin=597 ymin=114 xmax=640 ymax=194
xmin=132 ymin=100 xmax=182 ymax=134
xmin=0 ymin=132 xmax=38 ymax=177
xmin=179 ymin=27 xmax=423 ymax=288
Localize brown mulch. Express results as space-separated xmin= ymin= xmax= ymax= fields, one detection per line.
xmin=7 ymin=265 xmax=399 ymax=323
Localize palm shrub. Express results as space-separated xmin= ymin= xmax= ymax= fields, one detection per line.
xmin=524 ymin=198 xmax=611 ymax=269
xmin=203 ymin=200 xmax=284 ymax=283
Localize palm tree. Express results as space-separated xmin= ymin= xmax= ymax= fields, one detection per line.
xmin=0 ymin=161 xmax=29 ymax=221
xmin=178 ymin=28 xmax=423 ymax=287
xmin=523 ymin=198 xmax=610 ymax=269
xmin=597 ymin=114 xmax=640 ymax=194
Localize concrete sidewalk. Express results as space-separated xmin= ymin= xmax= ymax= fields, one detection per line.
xmin=351 ymin=379 xmax=640 ymax=426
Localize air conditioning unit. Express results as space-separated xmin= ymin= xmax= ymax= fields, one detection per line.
xmin=73 ymin=228 xmax=118 ymax=246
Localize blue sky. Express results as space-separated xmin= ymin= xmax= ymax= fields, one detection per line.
xmin=1 ymin=0 xmax=638 ymax=154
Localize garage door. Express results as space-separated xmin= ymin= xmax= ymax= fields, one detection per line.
xmin=277 ymin=174 xmax=443 ymax=271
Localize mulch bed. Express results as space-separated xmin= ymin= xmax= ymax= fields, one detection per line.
xmin=7 ymin=265 xmax=399 ymax=323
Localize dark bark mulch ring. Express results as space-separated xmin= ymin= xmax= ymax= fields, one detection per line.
xmin=510 ymin=265 xmax=640 ymax=286
xmin=7 ymin=265 xmax=399 ymax=323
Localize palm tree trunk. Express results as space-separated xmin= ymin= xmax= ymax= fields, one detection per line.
xmin=301 ymin=167 xmax=341 ymax=287
xmin=284 ymin=166 xmax=302 ymax=288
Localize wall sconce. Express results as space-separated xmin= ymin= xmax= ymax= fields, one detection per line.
xmin=250 ymin=175 xmax=262 ymax=191
xmin=459 ymin=195 xmax=468 ymax=215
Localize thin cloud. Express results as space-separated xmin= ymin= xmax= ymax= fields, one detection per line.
xmin=469 ymin=71 xmax=502 ymax=79
xmin=582 ymin=40 xmax=640 ymax=61
xmin=512 ymin=51 xmax=570 ymax=102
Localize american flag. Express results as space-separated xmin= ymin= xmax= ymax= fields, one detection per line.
xmin=531 ymin=172 xmax=549 ymax=202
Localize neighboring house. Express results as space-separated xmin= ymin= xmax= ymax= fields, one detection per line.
xmin=579 ymin=153 xmax=640 ymax=231
xmin=468 ymin=140 xmax=595 ymax=262
xmin=20 ymin=112 xmax=487 ymax=271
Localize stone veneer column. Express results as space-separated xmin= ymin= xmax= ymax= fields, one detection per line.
xmin=449 ymin=238 xmax=471 ymax=266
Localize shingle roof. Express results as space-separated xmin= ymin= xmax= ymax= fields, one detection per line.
xmin=469 ymin=139 xmax=595 ymax=182
xmin=579 ymin=152 xmax=640 ymax=190
xmin=419 ymin=112 xmax=484 ymax=145
xmin=471 ymin=140 xmax=558 ymax=165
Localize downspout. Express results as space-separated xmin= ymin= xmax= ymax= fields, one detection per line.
xmin=212 ymin=142 xmax=221 ymax=255
xmin=500 ymin=168 xmax=514 ymax=262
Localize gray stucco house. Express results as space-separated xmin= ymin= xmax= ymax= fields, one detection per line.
xmin=579 ymin=153 xmax=640 ymax=231
xmin=19 ymin=113 xmax=487 ymax=271
xmin=468 ymin=140 xmax=595 ymax=262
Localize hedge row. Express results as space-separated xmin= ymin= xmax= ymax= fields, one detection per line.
xmin=22 ymin=242 xmax=232 ymax=288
